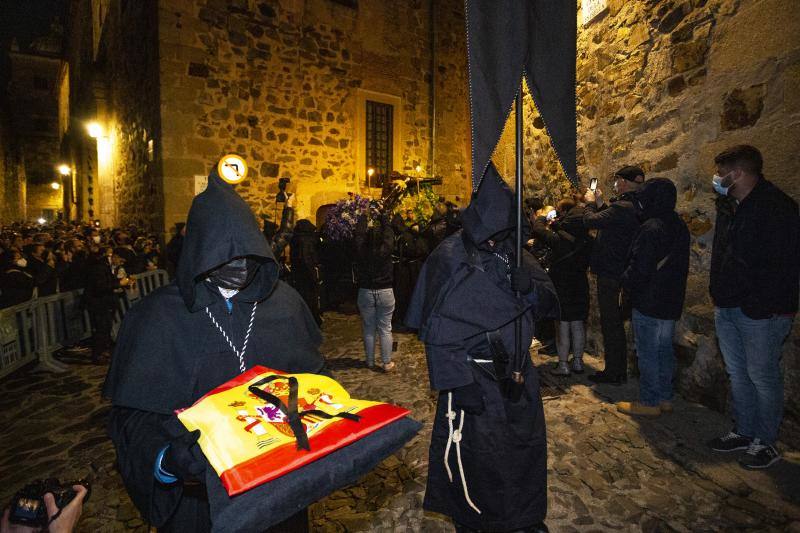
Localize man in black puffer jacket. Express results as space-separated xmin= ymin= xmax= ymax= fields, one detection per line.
xmin=617 ymin=178 xmax=689 ymax=417
xmin=583 ymin=165 xmax=644 ymax=384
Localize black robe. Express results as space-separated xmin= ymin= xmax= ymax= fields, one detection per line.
xmin=103 ymin=169 xmax=325 ymax=532
xmin=406 ymin=165 xmax=558 ymax=531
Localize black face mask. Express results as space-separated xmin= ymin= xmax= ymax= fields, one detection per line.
xmin=207 ymin=257 xmax=259 ymax=290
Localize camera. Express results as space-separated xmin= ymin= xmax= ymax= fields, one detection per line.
xmin=9 ymin=478 xmax=90 ymax=528
xmin=276 ymin=177 xmax=291 ymax=202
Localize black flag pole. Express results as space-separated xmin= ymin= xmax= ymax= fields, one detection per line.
xmin=512 ymin=88 xmax=524 ymax=386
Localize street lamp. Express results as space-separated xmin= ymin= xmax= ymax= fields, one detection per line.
xmin=50 ymin=182 xmax=61 ymax=190
xmin=86 ymin=121 xmax=104 ymax=138
xmin=58 ymin=164 xmax=70 ymax=176
xmin=367 ymin=167 xmax=375 ymax=192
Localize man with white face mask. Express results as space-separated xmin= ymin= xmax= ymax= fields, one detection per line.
xmin=0 ymin=250 xmax=35 ymax=308
xmin=707 ymin=145 xmax=799 ymax=469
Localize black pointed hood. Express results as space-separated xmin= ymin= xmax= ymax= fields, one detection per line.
xmin=176 ymin=167 xmax=278 ymax=312
xmin=460 ymin=163 xmax=516 ymax=245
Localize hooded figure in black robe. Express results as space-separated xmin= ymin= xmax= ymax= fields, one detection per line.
xmin=406 ymin=164 xmax=558 ymax=532
xmin=103 ymin=167 xmax=325 ymax=532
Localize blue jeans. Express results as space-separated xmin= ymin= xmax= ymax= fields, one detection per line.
xmin=632 ymin=309 xmax=675 ymax=407
xmin=357 ymin=288 xmax=395 ymax=365
xmin=715 ymin=307 xmax=793 ymax=445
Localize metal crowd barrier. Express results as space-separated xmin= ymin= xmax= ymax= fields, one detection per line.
xmin=0 ymin=269 xmax=169 ymax=379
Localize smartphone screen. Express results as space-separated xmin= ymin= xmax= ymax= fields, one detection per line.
xmin=590 ymin=178 xmax=598 ymax=191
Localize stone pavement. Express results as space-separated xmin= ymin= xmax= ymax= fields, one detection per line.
xmin=1 ymin=312 xmax=799 ymax=532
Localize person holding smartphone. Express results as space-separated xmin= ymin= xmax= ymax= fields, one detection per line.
xmin=582 ymin=166 xmax=645 ymax=385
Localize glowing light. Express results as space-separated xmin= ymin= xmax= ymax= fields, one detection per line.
xmin=87 ymin=121 xmax=104 ymax=138
xmin=37 ymin=218 xmax=46 ymax=225
xmin=415 ymin=165 xmax=422 ymax=174
xmin=58 ymin=164 xmax=70 ymax=176
xmin=367 ymin=168 xmax=375 ymax=177
xmin=50 ymin=182 xmax=61 ymax=190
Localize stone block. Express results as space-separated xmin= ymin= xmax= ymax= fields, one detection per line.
xmin=785 ymin=62 xmax=800 ymax=115
xmin=162 ymin=157 xmax=206 ymax=177
xmin=672 ymin=39 xmax=708 ymax=73
xmin=720 ymin=84 xmax=765 ymax=131
xmin=667 ymin=75 xmax=686 ymax=96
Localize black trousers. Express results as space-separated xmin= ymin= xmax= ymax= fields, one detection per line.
xmin=596 ymin=276 xmax=628 ymax=376
xmin=88 ymin=307 xmax=113 ymax=361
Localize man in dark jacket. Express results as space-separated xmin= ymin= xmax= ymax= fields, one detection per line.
xmin=290 ymin=219 xmax=322 ymax=326
xmin=617 ymin=178 xmax=689 ymax=417
xmin=406 ymin=163 xmax=558 ymax=532
xmin=103 ymin=164 xmax=325 ymax=532
xmin=583 ymin=165 xmax=644 ymax=385
xmin=705 ymin=145 xmax=799 ymax=469
xmin=392 ymin=213 xmax=429 ymax=331
xmin=354 ymin=204 xmax=396 ymax=370
xmin=27 ymin=244 xmax=59 ymax=296
xmin=83 ymin=247 xmax=130 ymax=363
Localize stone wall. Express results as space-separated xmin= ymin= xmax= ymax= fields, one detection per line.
xmin=102 ymin=0 xmax=164 ymax=231
xmin=7 ymin=50 xmax=63 ymax=221
xmin=25 ymin=184 xmax=62 ymax=221
xmin=516 ymin=0 xmax=800 ymax=445
xmin=157 ymin=0 xmax=471 ymax=231
xmin=0 ymin=111 xmax=25 ymax=224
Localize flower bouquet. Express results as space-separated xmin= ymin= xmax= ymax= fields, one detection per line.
xmin=322 ymin=194 xmax=370 ymax=241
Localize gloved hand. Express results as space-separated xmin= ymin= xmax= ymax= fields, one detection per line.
xmin=451 ymin=382 xmax=485 ymax=416
xmin=161 ymin=429 xmax=205 ymax=482
xmin=510 ymin=265 xmax=534 ymax=294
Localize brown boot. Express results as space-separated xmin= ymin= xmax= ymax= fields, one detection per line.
xmin=616 ymin=401 xmax=661 ymax=417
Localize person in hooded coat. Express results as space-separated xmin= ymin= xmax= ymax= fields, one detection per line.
xmin=617 ymin=178 xmax=689 ymax=417
xmin=103 ymin=167 xmax=325 ymax=533
xmin=391 ymin=213 xmax=429 ymax=331
xmin=530 ymin=198 xmax=592 ymax=376
xmin=290 ymin=219 xmax=322 ymax=326
xmin=406 ymin=164 xmax=558 ymax=532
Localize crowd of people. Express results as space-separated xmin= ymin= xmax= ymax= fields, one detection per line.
xmin=248 ymin=188 xmax=462 ymax=374
xmin=0 ymin=222 xmax=172 ymax=362
xmin=1 ymin=144 xmax=796 ymax=533
xmin=526 ymin=145 xmax=798 ymax=470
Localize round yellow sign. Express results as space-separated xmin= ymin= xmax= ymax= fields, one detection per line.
xmin=218 ymin=154 xmax=248 ymax=184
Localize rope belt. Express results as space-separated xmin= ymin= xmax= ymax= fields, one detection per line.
xmin=205 ymin=301 xmax=258 ymax=373
xmin=444 ymin=391 xmax=481 ymax=514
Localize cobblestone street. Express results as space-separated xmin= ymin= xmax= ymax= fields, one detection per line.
xmin=1 ymin=312 xmax=799 ymax=532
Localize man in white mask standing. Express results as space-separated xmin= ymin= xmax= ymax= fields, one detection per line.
xmin=706 ymin=145 xmax=799 ymax=469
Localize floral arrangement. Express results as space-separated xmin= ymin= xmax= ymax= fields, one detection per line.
xmin=323 ymin=194 xmax=370 ymax=241
xmin=393 ymin=185 xmax=438 ymax=226
xmin=322 ymin=182 xmax=440 ymax=241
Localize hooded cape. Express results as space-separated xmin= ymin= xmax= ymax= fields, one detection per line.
xmin=406 ymin=164 xmax=557 ymax=530
xmin=406 ymin=163 xmax=557 ymax=346
xmin=102 ymin=168 xmax=325 ymax=530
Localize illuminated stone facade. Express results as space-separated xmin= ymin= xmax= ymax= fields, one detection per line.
xmin=156 ymin=0 xmax=471 ymax=229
